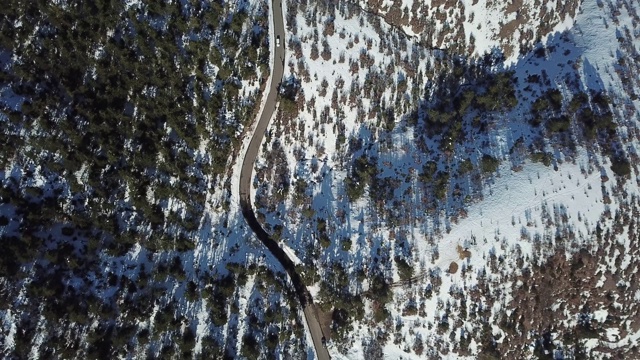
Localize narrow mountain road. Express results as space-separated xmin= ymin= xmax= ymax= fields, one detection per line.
xmin=238 ymin=1 xmax=331 ymax=359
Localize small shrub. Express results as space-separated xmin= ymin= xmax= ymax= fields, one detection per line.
xmin=279 ymin=97 xmax=298 ymax=117
xmin=345 ymin=155 xmax=377 ymax=202
xmin=610 ymin=157 xmax=631 ymax=177
xmin=345 ymin=177 xmax=366 ymax=201
xmin=433 ymin=171 xmax=450 ymax=200
xmin=319 ymin=234 xmax=331 ymax=248
xmin=241 ymin=333 xmax=261 ymax=360
xmin=569 ymin=91 xmax=589 ymax=113
xmin=341 ymin=238 xmax=352 ymax=251
xmin=547 ymin=116 xmax=571 ymax=133
xmin=530 ymin=152 xmax=552 ymax=166
xmin=458 ymin=158 xmax=473 ymax=175
xmin=547 ymin=89 xmax=563 ymax=110
xmin=373 ymin=306 xmax=390 ymax=323
xmin=395 ymin=256 xmax=414 ymax=281
xmin=420 ymin=161 xmax=438 ymax=182
xmin=480 ymin=154 xmax=500 ymax=174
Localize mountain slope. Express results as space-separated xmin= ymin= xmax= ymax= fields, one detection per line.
xmin=254 ymin=0 xmax=640 ymax=358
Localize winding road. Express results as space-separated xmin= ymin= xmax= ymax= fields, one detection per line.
xmin=238 ymin=0 xmax=330 ymax=359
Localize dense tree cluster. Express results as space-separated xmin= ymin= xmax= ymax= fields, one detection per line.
xmin=530 ymin=88 xmax=629 ymax=178
xmin=344 ymin=154 xmax=378 ymax=201
xmin=0 ymin=0 xmax=273 ymax=358
xmin=1 ymin=0 xmax=269 ymax=250
xmin=421 ymin=63 xmax=518 ymax=145
xmin=317 ymin=262 xmax=366 ymax=337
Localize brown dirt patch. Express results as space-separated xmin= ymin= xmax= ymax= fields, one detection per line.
xmin=497 ymin=247 xmax=640 ymax=358
xmin=505 ymin=0 xmax=524 ymax=14
xmin=457 ymin=245 xmax=471 ymax=260
xmin=448 ymin=261 xmax=459 ymax=274
xmin=498 ymin=16 xmax=529 ymax=40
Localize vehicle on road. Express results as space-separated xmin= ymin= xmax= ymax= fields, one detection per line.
xmin=276 ymin=35 xmax=281 ymax=47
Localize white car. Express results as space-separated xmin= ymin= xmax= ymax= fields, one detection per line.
xmin=276 ymin=35 xmax=281 ymax=47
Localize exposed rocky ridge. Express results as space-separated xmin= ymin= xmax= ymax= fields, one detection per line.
xmin=359 ymin=0 xmax=581 ymax=59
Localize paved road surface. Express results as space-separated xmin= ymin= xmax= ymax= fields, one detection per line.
xmin=238 ymin=1 xmax=331 ymax=359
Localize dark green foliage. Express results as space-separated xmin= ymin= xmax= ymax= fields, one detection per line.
xmin=540 ymin=89 xmax=615 ymax=140
xmin=279 ymin=78 xmax=301 ymax=117
xmin=317 ymin=218 xmax=331 ymax=248
xmin=297 ymin=263 xmax=320 ymax=286
xmin=265 ymin=331 xmax=280 ymax=351
xmin=547 ymin=116 xmax=571 ymax=133
xmin=229 ymin=10 xmax=248 ymax=34
xmin=241 ymin=333 xmax=261 ymax=360
xmin=86 ymin=323 xmax=116 ymax=359
xmin=199 ymin=336 xmax=223 ymax=359
xmin=0 ymin=240 xmax=19 ymax=277
xmin=419 ymin=161 xmax=438 ymax=182
xmin=531 ymin=89 xmax=564 ymax=128
xmin=475 ymin=71 xmax=518 ymax=111
xmin=367 ymin=272 xmax=392 ymax=323
xmin=0 ymin=0 xmax=265 ymax=254
xmin=576 ymin=106 xmax=616 ymax=140
xmin=317 ymin=263 xmax=365 ymax=326
xmin=433 ymin=171 xmax=450 ymax=200
xmin=263 ymin=306 xmax=285 ymax=325
xmin=341 ymin=238 xmax=352 ymax=251
xmin=457 ymin=89 xmax=476 ymax=115
xmin=155 ymin=256 xmax=187 ymax=282
xmin=368 ymin=273 xmax=392 ymax=305
xmin=370 ymin=175 xmax=400 ymax=205
xmin=383 ymin=107 xmax=396 ymax=132
xmin=279 ymin=97 xmax=299 ymax=116
xmin=480 ymin=155 xmax=500 ymax=174
xmin=373 ymin=305 xmax=391 ymax=323
xmin=293 ymin=178 xmax=308 ymax=206
xmin=531 ymin=152 xmax=553 ymax=166
xmin=0 ymin=234 xmax=41 ymax=277
xmin=547 ymin=89 xmax=564 ymax=110
xmin=592 ymin=91 xmax=611 ymax=108
xmin=177 ymin=327 xmax=196 ymax=358
xmin=185 ymin=280 xmax=199 ymax=302
xmin=420 ymin=65 xmax=517 ymax=151
xmin=345 ymin=155 xmax=378 ymax=201
xmin=203 ymin=274 xmax=236 ymax=327
xmin=610 ymin=157 xmax=631 ymax=177
xmin=394 ymin=256 xmax=414 ymax=281
xmin=458 ymin=158 xmax=473 ymax=175
xmin=569 ymin=91 xmax=589 ymax=113
xmin=0 ymin=2 xmax=265 ymax=357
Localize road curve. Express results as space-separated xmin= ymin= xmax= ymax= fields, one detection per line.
xmin=238 ymin=1 xmax=331 ymax=359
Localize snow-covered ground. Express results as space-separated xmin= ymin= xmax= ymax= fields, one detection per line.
xmin=253 ymin=0 xmax=640 ymax=357
xmin=434 ymin=151 xmax=608 ymax=271
xmin=2 ymin=0 xmax=640 ymax=358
